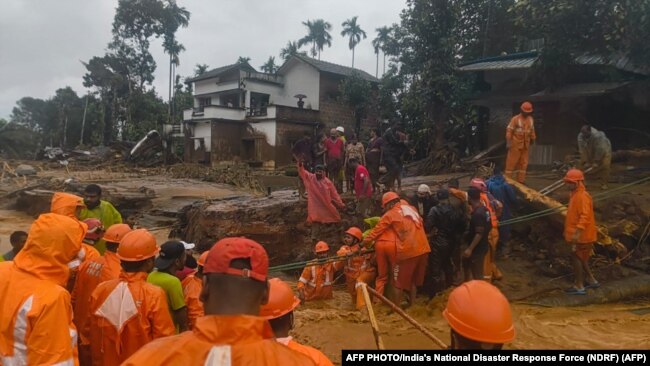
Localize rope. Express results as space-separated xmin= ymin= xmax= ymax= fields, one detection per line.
xmin=268 ymin=249 xmax=375 ymax=273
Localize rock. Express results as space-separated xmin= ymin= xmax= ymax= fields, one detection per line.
xmin=15 ymin=164 xmax=37 ymax=176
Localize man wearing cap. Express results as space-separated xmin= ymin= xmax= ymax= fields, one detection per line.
xmin=409 ymin=184 xmax=438 ymax=218
xmin=182 ymin=251 xmax=209 ymax=330
xmin=297 ymin=241 xmax=341 ymax=302
xmin=505 ymin=101 xmax=536 ymax=183
xmin=298 ymin=161 xmax=345 ymax=243
xmin=261 ymin=278 xmax=334 ymax=366
xmin=123 ymin=237 xmax=315 ymax=365
xmin=72 ymin=223 xmax=132 ymax=365
xmin=88 ymin=229 xmax=175 ymax=365
xmin=147 ymin=240 xmax=193 ymax=332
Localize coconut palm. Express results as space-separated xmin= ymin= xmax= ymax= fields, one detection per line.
xmin=341 ymin=16 xmax=367 ymax=68
xmin=298 ymin=19 xmax=333 ymax=60
xmin=237 ymin=56 xmax=251 ymax=64
xmin=280 ymin=41 xmax=307 ymax=61
xmin=161 ymin=1 xmax=190 ymax=124
xmin=373 ymin=26 xmax=392 ymax=75
xmin=260 ymin=56 xmax=278 ymax=73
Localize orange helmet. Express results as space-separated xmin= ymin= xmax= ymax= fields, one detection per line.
xmin=563 ymin=168 xmax=584 ymax=184
xmin=443 ymin=280 xmax=515 ymax=344
xmin=83 ymin=218 xmax=104 ymax=241
xmin=197 ymin=251 xmax=209 ymax=267
xmin=259 ymin=278 xmax=300 ymax=319
xmin=381 ymin=192 xmax=400 ymax=208
xmin=103 ymin=223 xmax=132 ymax=244
xmin=344 ymin=227 xmax=363 ymax=241
xmin=314 ymin=241 xmax=330 ymax=253
xmin=470 ymin=178 xmax=487 ymax=193
xmin=116 ymin=229 xmax=159 ymax=262
xmin=520 ymin=101 xmax=533 ymax=113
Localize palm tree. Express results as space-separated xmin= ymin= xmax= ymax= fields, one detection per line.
xmin=260 ymin=56 xmax=278 ymax=73
xmin=280 ymin=41 xmax=307 ymax=61
xmin=237 ymin=56 xmax=251 ymax=64
xmin=298 ymin=19 xmax=332 ymax=60
xmin=341 ymin=16 xmax=367 ymax=68
xmin=373 ymin=26 xmax=392 ymax=75
xmin=194 ymin=64 xmax=209 ymax=77
xmin=162 ymin=1 xmax=190 ymax=124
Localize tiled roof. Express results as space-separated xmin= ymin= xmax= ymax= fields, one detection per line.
xmin=187 ymin=62 xmax=257 ymax=83
xmin=290 ymin=55 xmax=379 ymax=82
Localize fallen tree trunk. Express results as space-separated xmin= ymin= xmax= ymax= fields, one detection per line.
xmin=611 ymin=149 xmax=650 ymax=162
xmin=505 ymin=177 xmax=627 ymax=255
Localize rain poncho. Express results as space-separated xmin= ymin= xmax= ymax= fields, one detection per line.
xmin=298 ymin=164 xmax=344 ymax=223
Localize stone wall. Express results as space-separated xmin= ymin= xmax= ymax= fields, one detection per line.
xmin=275 ymin=122 xmax=315 ymax=167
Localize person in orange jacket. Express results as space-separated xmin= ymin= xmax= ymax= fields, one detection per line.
xmin=261 ymin=278 xmax=334 ymax=366
xmin=337 ymin=227 xmax=377 ymax=309
xmin=443 ymin=280 xmax=515 ymax=349
xmin=297 ymin=241 xmax=341 ymax=302
xmin=87 ymin=228 xmax=175 ymax=365
xmin=122 ymin=237 xmax=315 ymax=365
xmin=0 ymin=213 xmax=86 ymax=365
xmin=470 ymin=178 xmax=503 ymax=281
xmin=72 ymin=223 xmax=132 ymax=366
xmin=563 ymin=169 xmax=599 ymax=295
xmin=505 ymin=101 xmax=536 ymax=183
xmin=182 ymin=251 xmax=209 ymax=330
xmin=362 ymin=192 xmax=399 ymax=300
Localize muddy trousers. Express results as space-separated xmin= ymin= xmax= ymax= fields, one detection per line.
xmin=483 ymin=228 xmax=503 ymax=281
xmin=374 ymin=241 xmax=396 ymax=297
xmin=423 ymin=243 xmax=455 ymax=297
xmin=346 ymin=271 xmax=377 ymax=309
xmin=505 ymin=147 xmax=529 ymax=183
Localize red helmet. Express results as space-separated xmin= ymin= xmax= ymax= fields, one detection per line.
xmin=344 ymin=227 xmax=363 ymax=241
xmin=381 ymin=192 xmax=400 ymax=208
xmin=470 ymin=178 xmax=488 ymax=193
xmin=314 ymin=241 xmax=330 ymax=253
xmin=259 ymin=278 xmax=300 ymax=319
xmin=83 ymin=218 xmax=104 ymax=241
xmin=563 ymin=168 xmax=585 ymax=184
xmin=520 ymin=101 xmax=533 ymax=113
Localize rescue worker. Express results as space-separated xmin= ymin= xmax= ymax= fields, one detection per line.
xmin=424 ymin=189 xmax=467 ymax=297
xmin=505 ymin=101 xmax=536 ymax=183
xmin=1 ymin=230 xmax=27 ymax=261
xmin=88 ymin=228 xmax=175 ymax=365
xmin=361 ymin=192 xmax=399 ymax=300
xmin=79 ymin=184 xmax=123 ymax=254
xmin=487 ymin=168 xmax=517 ymax=255
xmin=297 ymin=241 xmax=340 ymax=302
xmin=122 ymin=237 xmax=315 ymax=365
xmin=578 ymin=125 xmax=612 ymax=189
xmin=409 ymin=184 xmax=438 ymax=218
xmin=147 ymin=241 xmax=191 ymax=332
xmin=72 ymin=223 xmax=132 ymax=365
xmin=470 ymin=178 xmax=503 ymax=281
xmin=443 ymin=280 xmax=515 ymax=349
xmin=260 ymin=278 xmax=334 ymax=366
xmin=182 ymin=251 xmax=209 ymax=330
xmin=0 ymin=213 xmax=86 ymax=365
xmin=563 ymin=169 xmax=599 ymax=295
xmin=363 ymin=192 xmax=430 ymax=306
xmin=336 ymin=227 xmax=376 ymax=309
xmin=463 ymin=187 xmax=490 ymax=281
xmin=298 ymin=161 xmax=345 ymax=243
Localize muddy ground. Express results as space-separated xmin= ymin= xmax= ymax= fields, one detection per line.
xmin=1 ymin=161 xmax=649 ymax=363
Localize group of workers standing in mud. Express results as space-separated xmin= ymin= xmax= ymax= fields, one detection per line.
xmin=0 ymin=101 xmax=611 ymax=365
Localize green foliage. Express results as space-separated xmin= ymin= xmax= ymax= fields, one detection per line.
xmin=0 ymin=122 xmax=40 ymax=158
xmin=194 ymin=64 xmax=209 ymax=77
xmin=279 ymin=41 xmax=307 ymax=61
xmin=339 ymin=72 xmax=372 ymax=135
xmin=298 ymin=19 xmax=333 ymax=59
xmin=260 ymin=56 xmax=278 ymax=73
xmin=341 ymin=16 xmax=367 ymax=67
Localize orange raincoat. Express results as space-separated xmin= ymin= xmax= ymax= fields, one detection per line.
xmin=277 ymin=337 xmax=333 ymax=366
xmin=298 ymin=164 xmax=344 ymax=223
xmin=72 ymin=251 xmax=121 ymax=347
xmin=181 ymin=273 xmax=204 ymax=330
xmin=505 ymin=113 xmax=536 ymax=183
xmin=564 ymin=182 xmax=597 ymax=244
xmin=479 ymin=192 xmax=502 ymax=280
xmin=121 ymin=315 xmax=315 ymax=365
xmin=87 ymin=271 xmax=175 ymax=366
xmin=297 ymin=260 xmax=342 ymax=301
xmin=51 ymin=192 xmax=84 ymax=218
xmin=0 ymin=213 xmax=85 ymax=365
xmin=337 ymin=244 xmax=376 ymax=309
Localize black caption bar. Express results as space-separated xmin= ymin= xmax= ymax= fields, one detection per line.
xmin=342 ymin=350 xmax=648 ymax=365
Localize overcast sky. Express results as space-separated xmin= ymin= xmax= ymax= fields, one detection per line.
xmin=0 ymin=0 xmax=406 ymax=119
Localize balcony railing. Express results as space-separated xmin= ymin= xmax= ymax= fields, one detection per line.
xmin=184 ymin=105 xmax=246 ymax=121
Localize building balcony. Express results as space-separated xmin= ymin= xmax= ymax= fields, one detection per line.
xmin=243 ymin=71 xmax=284 ymax=86
xmin=184 ymin=105 xmax=247 ymax=121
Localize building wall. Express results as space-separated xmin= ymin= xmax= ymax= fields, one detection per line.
xmin=249 ymin=121 xmax=276 ymax=146
xmin=318 ymin=73 xmax=356 ymax=135
xmin=210 ymin=120 xmax=244 ymax=166
xmin=275 ymin=122 xmax=315 ymax=167
xmin=278 ymin=62 xmax=321 ymax=109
